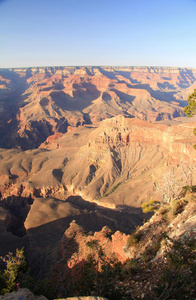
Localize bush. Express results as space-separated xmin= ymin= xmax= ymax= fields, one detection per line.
xmin=123 ymin=259 xmax=139 ymax=275
xmin=126 ymin=231 xmax=141 ymax=248
xmin=158 ymin=204 xmax=169 ymax=215
xmin=180 ymin=185 xmax=196 ymax=197
xmin=0 ymin=248 xmax=27 ymax=294
xmin=159 ymin=198 xmax=188 ymax=223
xmin=22 ymin=276 xmax=55 ymax=299
xmin=140 ymin=240 xmax=161 ymax=262
xmin=102 ymin=182 xmax=122 ymax=198
xmin=141 ymin=198 xmax=160 ymax=213
xmin=156 ymin=235 xmax=196 ymax=299
xmin=0 ymin=249 xmax=55 ymax=299
xmin=170 ymin=198 xmax=188 ymax=215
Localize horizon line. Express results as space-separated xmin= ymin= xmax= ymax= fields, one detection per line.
xmin=0 ymin=65 xmax=196 ymax=70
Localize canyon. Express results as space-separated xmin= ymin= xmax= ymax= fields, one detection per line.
xmin=0 ymin=66 xmax=195 ymax=149
xmin=0 ymin=66 xmax=196 ymax=298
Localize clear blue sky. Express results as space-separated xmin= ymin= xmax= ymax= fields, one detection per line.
xmin=0 ymin=0 xmax=196 ymax=68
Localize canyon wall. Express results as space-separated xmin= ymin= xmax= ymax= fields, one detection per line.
xmin=0 ymin=66 xmax=196 ymax=283
xmin=0 ymin=66 xmax=195 ymax=149
xmin=0 ymin=115 xmax=195 ymax=210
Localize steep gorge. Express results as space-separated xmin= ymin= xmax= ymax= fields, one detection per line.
xmin=0 ymin=66 xmax=196 ymax=289
xmin=0 ymin=66 xmax=195 ymax=149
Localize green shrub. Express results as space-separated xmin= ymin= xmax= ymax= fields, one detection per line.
xmin=126 ymin=231 xmax=141 ymax=248
xmin=0 ymin=249 xmax=55 ymax=299
xmin=141 ymin=198 xmax=160 ymax=213
xmin=102 ymin=182 xmax=122 ymax=198
xmin=140 ymin=240 xmax=161 ymax=263
xmin=21 ymin=275 xmax=55 ymax=299
xmin=181 ymin=185 xmax=196 ymax=197
xmin=156 ymin=235 xmax=196 ymax=299
xmin=123 ymin=259 xmax=140 ymax=275
xmin=160 ymin=198 xmax=188 ymax=223
xmin=170 ymin=198 xmax=188 ymax=215
xmin=0 ymin=248 xmax=27 ymax=294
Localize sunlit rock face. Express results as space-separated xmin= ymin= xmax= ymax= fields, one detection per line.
xmin=0 ymin=66 xmax=196 ymax=283
xmin=1 ymin=66 xmax=195 ymax=208
xmin=61 ymin=221 xmax=130 ymax=266
xmin=0 ymin=66 xmax=195 ymax=149
xmin=0 ymin=115 xmax=195 ymax=212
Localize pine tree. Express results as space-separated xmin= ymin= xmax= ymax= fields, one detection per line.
xmin=184 ymin=89 xmax=196 ymax=149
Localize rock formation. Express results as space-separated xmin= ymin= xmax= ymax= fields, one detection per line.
xmin=0 ymin=66 xmax=195 ymax=149
xmin=0 ymin=115 xmax=196 ymax=213
xmin=0 ymin=288 xmax=47 ymax=300
xmin=52 ymin=192 xmax=196 ymax=299
xmin=0 ymin=66 xmax=196 ymax=297
xmin=61 ymin=221 xmax=129 ymax=266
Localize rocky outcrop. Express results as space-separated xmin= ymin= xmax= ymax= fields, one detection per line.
xmin=89 ymin=116 xmax=196 ymax=163
xmin=56 ymin=193 xmax=196 ymax=300
xmin=0 ymin=288 xmax=47 ymax=300
xmin=61 ymin=221 xmax=130 ymax=267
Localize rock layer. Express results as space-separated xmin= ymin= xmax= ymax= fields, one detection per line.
xmin=0 ymin=66 xmax=195 ymax=149
xmin=0 ymin=116 xmax=196 ymax=209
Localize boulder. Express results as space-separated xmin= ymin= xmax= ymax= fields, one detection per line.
xmin=0 ymin=288 xmax=47 ymax=300
xmin=65 ymin=297 xmax=108 ymax=300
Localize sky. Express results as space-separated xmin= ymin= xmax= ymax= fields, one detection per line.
xmin=0 ymin=0 xmax=196 ymax=68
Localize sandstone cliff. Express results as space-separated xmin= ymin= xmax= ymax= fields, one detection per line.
xmin=0 ymin=116 xmax=195 ymax=211
xmin=0 ymin=66 xmax=195 ymax=149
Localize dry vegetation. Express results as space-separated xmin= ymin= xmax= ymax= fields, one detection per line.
xmin=1 ymin=191 xmax=195 ymax=299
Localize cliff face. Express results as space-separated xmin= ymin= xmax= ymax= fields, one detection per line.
xmin=60 ymin=196 xmax=196 ymax=264
xmin=51 ymin=193 xmax=196 ymax=299
xmin=0 ymin=116 xmax=195 ymax=211
xmin=0 ymin=66 xmax=195 ymax=149
xmin=62 ymin=221 xmax=129 ymax=266
xmin=62 ymin=116 xmax=196 ymax=206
